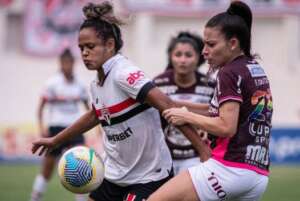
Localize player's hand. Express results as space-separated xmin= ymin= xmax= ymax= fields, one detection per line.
xmin=163 ymin=107 xmax=189 ymax=126
xmin=32 ymin=136 xmax=56 ymax=156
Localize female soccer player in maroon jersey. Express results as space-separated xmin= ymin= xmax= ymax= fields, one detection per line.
xmin=154 ymin=32 xmax=214 ymax=174
xmin=148 ymin=1 xmax=273 ymax=201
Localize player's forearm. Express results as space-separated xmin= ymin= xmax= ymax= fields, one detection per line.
xmin=187 ymin=112 xmax=236 ymax=138
xmin=53 ymin=110 xmax=100 ymax=145
xmin=146 ymin=89 xmax=177 ymax=112
xmin=175 ymin=101 xmax=210 ymax=115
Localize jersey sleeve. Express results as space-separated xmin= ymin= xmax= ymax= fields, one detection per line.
xmin=217 ymin=69 xmax=243 ymax=105
xmin=41 ymin=79 xmax=55 ymax=101
xmin=79 ymin=83 xmax=89 ymax=102
xmin=115 ymin=66 xmax=155 ymax=103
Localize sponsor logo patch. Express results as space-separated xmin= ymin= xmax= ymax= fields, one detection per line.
xmin=246 ymin=64 xmax=266 ymax=77
xmin=107 ymin=127 xmax=133 ymax=142
xmin=208 ymin=172 xmax=227 ymax=201
xmin=126 ymin=70 xmax=144 ymax=85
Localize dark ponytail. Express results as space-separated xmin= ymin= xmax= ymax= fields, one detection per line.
xmin=206 ymin=1 xmax=253 ymax=58
xmin=80 ymin=1 xmax=124 ymax=52
xmin=227 ymin=1 xmax=252 ymax=31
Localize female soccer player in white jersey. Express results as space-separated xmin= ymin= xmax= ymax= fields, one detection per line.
xmin=31 ymin=2 xmax=210 ymax=201
xmin=148 ymin=1 xmax=272 ymax=201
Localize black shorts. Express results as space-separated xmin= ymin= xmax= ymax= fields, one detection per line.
xmin=89 ymin=171 xmax=173 ymax=201
xmin=48 ymin=126 xmax=85 ymax=157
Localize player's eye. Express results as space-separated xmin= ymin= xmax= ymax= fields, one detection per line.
xmin=206 ymin=42 xmax=215 ymax=48
xmin=185 ymin=52 xmax=194 ymax=58
xmin=87 ymin=44 xmax=95 ymax=49
xmin=174 ymin=52 xmax=183 ymax=57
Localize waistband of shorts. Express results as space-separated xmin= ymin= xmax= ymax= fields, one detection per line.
xmin=212 ymin=157 xmax=269 ymax=176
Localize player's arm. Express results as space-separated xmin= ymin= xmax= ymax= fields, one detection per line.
xmin=144 ymin=87 xmax=211 ymax=162
xmin=164 ymin=101 xmax=240 ymax=138
xmin=37 ymin=98 xmax=48 ymax=137
xmin=83 ymin=99 xmax=90 ymax=110
xmin=32 ymin=109 xmax=100 ymax=155
xmin=174 ymin=100 xmax=210 ymax=116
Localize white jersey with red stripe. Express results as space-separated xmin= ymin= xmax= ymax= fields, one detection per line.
xmin=90 ymin=54 xmax=172 ymax=186
xmin=41 ymin=73 xmax=89 ymax=127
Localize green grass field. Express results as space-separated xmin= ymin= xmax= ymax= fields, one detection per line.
xmin=0 ymin=164 xmax=299 ymax=201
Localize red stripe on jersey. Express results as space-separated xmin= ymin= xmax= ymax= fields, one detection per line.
xmin=94 ymin=98 xmax=137 ymax=117
xmin=109 ymin=98 xmax=137 ymax=114
xmin=93 ymin=105 xmax=101 ymax=117
xmin=126 ymin=193 xmax=136 ymax=201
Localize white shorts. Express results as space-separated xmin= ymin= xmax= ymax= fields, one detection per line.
xmin=188 ymin=159 xmax=268 ymax=201
xmin=173 ymin=157 xmax=201 ymax=175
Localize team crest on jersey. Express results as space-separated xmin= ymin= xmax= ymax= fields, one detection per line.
xmin=126 ymin=70 xmax=144 ymax=85
xmin=246 ymin=64 xmax=266 ymax=77
xmin=100 ymin=105 xmax=111 ymax=125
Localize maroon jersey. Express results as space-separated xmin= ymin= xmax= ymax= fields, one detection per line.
xmin=154 ymin=70 xmax=214 ymax=159
xmin=209 ymin=55 xmax=273 ymax=175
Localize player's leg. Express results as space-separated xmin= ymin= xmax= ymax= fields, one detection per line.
xmin=237 ymin=173 xmax=268 ymax=201
xmin=147 ymin=170 xmax=200 ymax=201
xmin=30 ymin=126 xmax=64 ymax=201
xmin=42 ymin=154 xmax=57 ymax=179
xmin=30 ymin=155 xmax=56 ymax=201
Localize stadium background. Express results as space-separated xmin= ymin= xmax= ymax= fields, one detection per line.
xmin=0 ymin=0 xmax=299 ymax=200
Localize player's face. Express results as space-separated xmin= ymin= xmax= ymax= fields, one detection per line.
xmin=78 ymin=27 xmax=112 ymax=71
xmin=202 ymin=27 xmax=234 ymax=69
xmin=60 ymin=57 xmax=74 ymax=78
xmin=171 ymin=42 xmax=199 ymax=76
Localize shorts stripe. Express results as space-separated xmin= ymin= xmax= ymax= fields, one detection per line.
xmin=126 ymin=193 xmax=136 ymax=201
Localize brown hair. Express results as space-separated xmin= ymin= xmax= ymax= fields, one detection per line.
xmin=166 ymin=31 xmax=205 ymax=70
xmin=80 ymin=1 xmax=124 ymax=52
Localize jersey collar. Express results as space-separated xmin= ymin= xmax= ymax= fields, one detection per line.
xmin=102 ymin=53 xmax=123 ymax=76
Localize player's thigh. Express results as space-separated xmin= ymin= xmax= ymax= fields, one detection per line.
xmin=147 ymin=170 xmax=200 ymax=201
xmin=238 ymin=175 xmax=268 ymax=201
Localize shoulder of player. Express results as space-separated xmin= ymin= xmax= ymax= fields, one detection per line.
xmin=220 ymin=56 xmax=252 ymax=76
xmin=45 ymin=73 xmax=63 ymax=87
xmin=153 ymin=70 xmax=173 ymax=85
xmin=72 ymin=75 xmax=86 ymax=86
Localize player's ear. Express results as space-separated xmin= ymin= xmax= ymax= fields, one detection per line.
xmin=229 ymin=37 xmax=239 ymax=52
xmin=105 ymin=38 xmax=115 ymax=53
